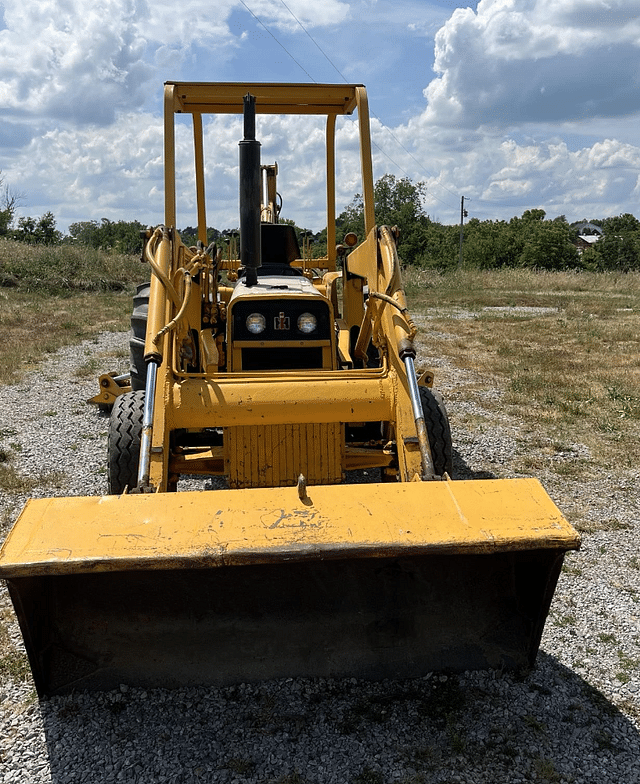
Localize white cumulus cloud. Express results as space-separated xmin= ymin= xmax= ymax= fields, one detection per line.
xmin=423 ymin=0 xmax=640 ymax=128
xmin=0 ymin=0 xmax=152 ymax=124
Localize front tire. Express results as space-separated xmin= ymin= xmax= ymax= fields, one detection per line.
xmin=108 ymin=391 xmax=145 ymax=494
xmin=420 ymin=386 xmax=453 ymax=477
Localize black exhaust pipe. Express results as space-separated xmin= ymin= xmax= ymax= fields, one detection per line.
xmin=239 ymin=93 xmax=261 ymax=287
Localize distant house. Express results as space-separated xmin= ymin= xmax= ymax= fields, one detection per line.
xmin=572 ymin=221 xmax=603 ymax=252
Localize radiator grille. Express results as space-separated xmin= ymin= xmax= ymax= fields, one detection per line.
xmin=226 ymin=423 xmax=343 ymax=489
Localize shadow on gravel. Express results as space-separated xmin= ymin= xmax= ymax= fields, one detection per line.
xmin=37 ymin=654 xmax=639 ymax=784
xmin=453 ymin=447 xmax=497 ymax=480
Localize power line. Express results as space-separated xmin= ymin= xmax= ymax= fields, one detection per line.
xmin=277 ymin=0 xmax=345 ymax=81
xmin=275 ymin=1 xmax=459 ymax=210
xmin=243 ymin=0 xmax=459 ymax=213
xmin=239 ymin=1 xmax=316 ymax=82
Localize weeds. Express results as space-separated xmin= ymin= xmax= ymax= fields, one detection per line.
xmin=0 ymin=650 xmax=31 ymax=682
xmin=577 ymin=517 xmax=633 ymax=534
xmin=616 ymin=649 xmax=638 ymax=672
xmin=523 ymin=714 xmax=547 ymax=734
xmin=553 ymin=613 xmax=577 ymax=628
xmin=269 ymin=773 xmax=307 ymax=784
xmin=595 ymin=730 xmax=616 ymax=751
xmin=227 ymin=757 xmax=255 ymax=775
xmin=533 ymin=757 xmax=561 ymax=782
xmin=74 ymin=357 xmax=99 ymax=377
xmin=0 ymin=460 xmax=39 ymax=493
xmin=0 ymin=237 xmax=141 ymax=295
xmin=0 ymin=457 xmax=67 ymax=494
xmin=0 ymin=611 xmax=30 ymax=683
xmin=353 ymin=768 xmax=385 ymax=784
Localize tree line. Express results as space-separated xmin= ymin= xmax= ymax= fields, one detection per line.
xmin=335 ymin=175 xmax=640 ymax=272
xmin=2 ymin=171 xmax=640 ymax=271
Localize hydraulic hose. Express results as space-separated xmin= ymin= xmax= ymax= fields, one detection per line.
xmin=151 ymin=270 xmax=193 ymax=348
xmin=145 ymin=228 xmax=181 ymax=309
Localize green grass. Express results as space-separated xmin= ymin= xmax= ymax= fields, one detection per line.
xmin=0 ymin=459 xmax=68 ymax=495
xmin=532 ymin=757 xmax=561 ymax=783
xmin=0 ymin=238 xmax=139 ymax=385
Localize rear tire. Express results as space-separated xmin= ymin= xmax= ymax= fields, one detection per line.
xmin=420 ymin=387 xmax=453 ymax=477
xmin=129 ymin=282 xmax=150 ymax=391
xmin=108 ymin=391 xmax=145 ymax=494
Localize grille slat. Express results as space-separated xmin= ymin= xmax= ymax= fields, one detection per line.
xmin=226 ymin=423 xmax=343 ymax=488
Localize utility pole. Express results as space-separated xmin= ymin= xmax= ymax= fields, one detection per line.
xmin=458 ymin=195 xmax=468 ymax=268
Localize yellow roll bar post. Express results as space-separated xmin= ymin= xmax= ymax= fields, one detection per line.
xmin=326 ymin=114 xmax=337 ymax=265
xmin=164 ymin=84 xmax=177 ymax=230
xmin=355 ymin=86 xmax=375 ymax=237
xmin=193 ymin=112 xmax=207 ymax=246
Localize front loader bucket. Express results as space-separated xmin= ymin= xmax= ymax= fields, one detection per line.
xmin=0 ymin=478 xmax=579 ymax=696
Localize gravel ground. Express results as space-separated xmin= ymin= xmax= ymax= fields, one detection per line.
xmin=1 ymin=327 xmax=639 ymax=784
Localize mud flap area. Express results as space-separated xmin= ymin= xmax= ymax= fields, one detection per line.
xmin=0 ymin=479 xmax=580 ymax=695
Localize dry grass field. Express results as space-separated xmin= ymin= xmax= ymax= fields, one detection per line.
xmin=406 ymin=267 xmax=640 ymax=491
xmin=0 ymin=237 xmax=140 ymax=385
xmin=1 ymin=263 xmax=639 ymax=520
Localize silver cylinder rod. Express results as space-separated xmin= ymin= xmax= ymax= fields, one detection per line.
xmin=404 ymin=354 xmax=436 ymax=480
xmin=137 ymin=360 xmax=159 ymax=488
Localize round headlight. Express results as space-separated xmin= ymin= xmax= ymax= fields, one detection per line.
xmin=297 ymin=312 xmax=317 ymax=334
xmin=246 ymin=313 xmax=266 ymax=334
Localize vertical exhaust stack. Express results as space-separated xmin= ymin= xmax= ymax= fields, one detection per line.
xmin=239 ymin=93 xmax=261 ymax=287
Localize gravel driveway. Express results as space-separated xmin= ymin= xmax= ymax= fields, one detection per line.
xmin=1 ymin=328 xmax=639 ymax=784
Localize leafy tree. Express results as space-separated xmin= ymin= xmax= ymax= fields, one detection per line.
xmin=462 ymin=219 xmax=518 ymax=268
xmin=601 ymin=213 xmax=640 ymax=235
xmin=0 ymin=207 xmax=11 ymax=235
xmin=576 ymin=213 xmax=640 ymax=271
xmin=178 ymin=226 xmax=223 ymax=247
xmin=520 ymin=208 xmax=546 ymax=223
xmin=415 ymin=221 xmax=459 ymax=269
xmin=336 ymin=174 xmax=432 ymax=265
xmin=13 ymin=212 xmax=62 ymax=244
xmin=36 ymin=212 xmax=62 ymax=244
xmin=68 ymin=218 xmax=146 ymax=254
xmin=517 ymin=217 xmax=580 ymax=270
xmin=594 ymin=232 xmax=640 ymax=271
xmin=336 ymin=192 xmax=365 ymax=239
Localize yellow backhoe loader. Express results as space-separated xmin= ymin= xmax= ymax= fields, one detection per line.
xmin=0 ymin=83 xmax=580 ymax=695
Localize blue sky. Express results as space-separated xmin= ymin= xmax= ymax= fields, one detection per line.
xmin=1 ymin=0 xmax=639 ymax=233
